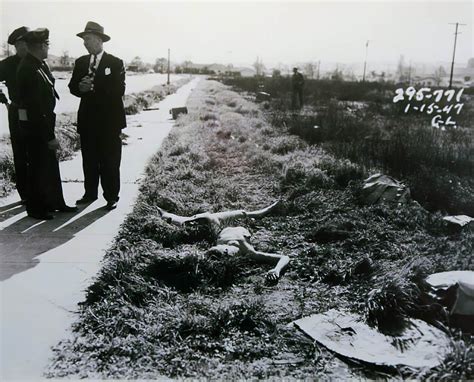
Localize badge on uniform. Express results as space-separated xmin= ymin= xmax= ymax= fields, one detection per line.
xmin=105 ymin=67 xmax=111 ymax=76
xmin=18 ymin=109 xmax=28 ymax=121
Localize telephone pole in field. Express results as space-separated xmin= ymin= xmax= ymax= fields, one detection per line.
xmin=167 ymin=48 xmax=170 ymax=85
xmin=448 ymin=22 xmax=466 ymax=88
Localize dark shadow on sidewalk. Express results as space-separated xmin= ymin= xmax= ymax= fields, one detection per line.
xmin=0 ymin=205 xmax=110 ymax=281
xmin=0 ymin=201 xmax=26 ymax=223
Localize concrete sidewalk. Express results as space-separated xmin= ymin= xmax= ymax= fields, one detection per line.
xmin=0 ymin=77 xmax=200 ymax=380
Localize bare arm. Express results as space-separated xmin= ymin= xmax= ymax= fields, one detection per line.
xmin=241 ymin=241 xmax=290 ymax=280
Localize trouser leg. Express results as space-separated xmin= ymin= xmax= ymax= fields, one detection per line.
xmin=98 ymin=131 xmax=121 ymax=202
xmin=44 ymin=149 xmax=66 ymax=210
xmin=298 ymin=89 xmax=304 ymax=108
xmin=8 ymin=106 xmax=28 ymax=200
xmin=80 ymin=131 xmax=100 ymax=198
xmin=25 ymin=137 xmax=49 ymax=215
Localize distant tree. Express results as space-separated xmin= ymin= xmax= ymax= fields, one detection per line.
xmin=303 ymin=62 xmax=317 ymax=79
xmin=253 ymin=57 xmax=265 ymax=77
xmin=331 ymin=67 xmax=343 ymax=81
xmin=397 ymin=55 xmax=407 ymax=82
xmin=275 ymin=63 xmax=289 ymax=76
xmin=129 ymin=56 xmax=145 ymax=72
xmin=2 ymin=41 xmax=10 ymax=57
xmin=272 ymin=69 xmax=281 ymax=78
xmin=434 ymin=65 xmax=447 ymax=86
xmin=182 ymin=60 xmax=193 ymax=72
xmin=154 ymin=57 xmax=167 ymax=73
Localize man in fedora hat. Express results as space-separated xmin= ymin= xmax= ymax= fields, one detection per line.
xmin=0 ymin=26 xmax=30 ymax=203
xmin=69 ymin=21 xmax=126 ymax=211
xmin=292 ymin=67 xmax=305 ymax=110
xmin=16 ymin=28 xmax=78 ymax=220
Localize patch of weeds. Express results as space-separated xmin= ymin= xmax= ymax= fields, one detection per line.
xmin=144 ymin=249 xmax=253 ymax=292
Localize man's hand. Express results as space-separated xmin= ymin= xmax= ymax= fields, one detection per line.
xmin=0 ymin=91 xmax=8 ymax=104
xmin=78 ymin=76 xmax=94 ymax=93
xmin=47 ymin=138 xmax=60 ymax=151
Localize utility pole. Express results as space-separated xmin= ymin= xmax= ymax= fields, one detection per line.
xmin=167 ymin=48 xmax=170 ymax=85
xmin=362 ymin=40 xmax=369 ymax=81
xmin=408 ymin=61 xmax=412 ymax=84
xmin=448 ymin=22 xmax=466 ymax=88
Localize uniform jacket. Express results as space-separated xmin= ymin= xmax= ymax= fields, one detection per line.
xmin=0 ymin=54 xmax=22 ymax=104
xmin=16 ymin=53 xmax=58 ymax=142
xmin=68 ymin=52 xmax=126 ymax=133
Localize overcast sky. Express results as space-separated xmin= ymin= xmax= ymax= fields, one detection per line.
xmin=0 ymin=0 xmax=472 ymax=68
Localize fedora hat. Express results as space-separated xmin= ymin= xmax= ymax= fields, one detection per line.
xmin=77 ymin=21 xmax=110 ymax=42
xmin=8 ymin=26 xmax=30 ymax=45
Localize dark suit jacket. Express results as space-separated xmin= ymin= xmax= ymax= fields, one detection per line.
xmin=17 ymin=53 xmax=58 ymax=142
xmin=69 ymin=52 xmax=126 ymax=134
xmin=0 ymin=54 xmax=21 ymax=104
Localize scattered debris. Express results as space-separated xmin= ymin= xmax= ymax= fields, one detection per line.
xmin=361 ymin=173 xmax=410 ymax=205
xmin=256 ymin=91 xmax=270 ymax=102
xmin=442 ymin=215 xmax=474 ymax=229
xmin=426 ymin=271 xmax=474 ymax=332
xmin=170 ymin=106 xmax=188 ymax=119
xmin=293 ymin=309 xmax=450 ymax=369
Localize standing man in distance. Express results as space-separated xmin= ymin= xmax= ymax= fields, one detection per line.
xmin=292 ymin=67 xmax=305 ymax=110
xmin=69 ymin=21 xmax=126 ymax=210
xmin=0 ymin=26 xmax=30 ymax=203
xmin=16 ymin=29 xmax=77 ymax=220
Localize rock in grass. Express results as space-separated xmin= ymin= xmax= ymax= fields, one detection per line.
xmin=307 ymin=225 xmax=352 ymax=243
xmin=353 ymin=257 xmax=374 ymax=275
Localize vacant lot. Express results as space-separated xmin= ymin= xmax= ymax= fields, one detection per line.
xmin=47 ymin=79 xmax=472 ymax=379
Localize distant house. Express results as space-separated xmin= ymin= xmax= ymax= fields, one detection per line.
xmin=413 ymin=76 xmax=438 ymax=87
xmin=47 ymin=54 xmax=75 ymax=70
xmin=236 ymin=67 xmax=256 ymax=77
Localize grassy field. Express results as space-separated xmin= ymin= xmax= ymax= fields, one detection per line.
xmin=46 ymin=79 xmax=472 ymax=379
xmin=224 ymin=76 xmax=474 ymax=216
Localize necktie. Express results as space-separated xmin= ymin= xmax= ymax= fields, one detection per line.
xmin=89 ymin=54 xmax=97 ymax=77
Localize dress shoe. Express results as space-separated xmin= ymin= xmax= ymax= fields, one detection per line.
xmin=28 ymin=211 xmax=54 ymax=220
xmin=105 ymin=201 xmax=118 ymax=210
xmin=58 ymin=205 xmax=79 ymax=212
xmin=76 ymin=195 xmax=98 ymax=204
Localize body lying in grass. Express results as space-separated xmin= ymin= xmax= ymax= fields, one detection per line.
xmin=206 ymin=226 xmax=290 ymax=283
xmin=155 ymin=201 xmax=289 ymax=282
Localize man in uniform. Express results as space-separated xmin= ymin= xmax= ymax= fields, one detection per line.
xmin=69 ymin=21 xmax=126 ymax=211
xmin=17 ymin=28 xmax=77 ymax=220
xmin=292 ymin=67 xmax=305 ymax=110
xmin=0 ymin=26 xmax=30 ymax=203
